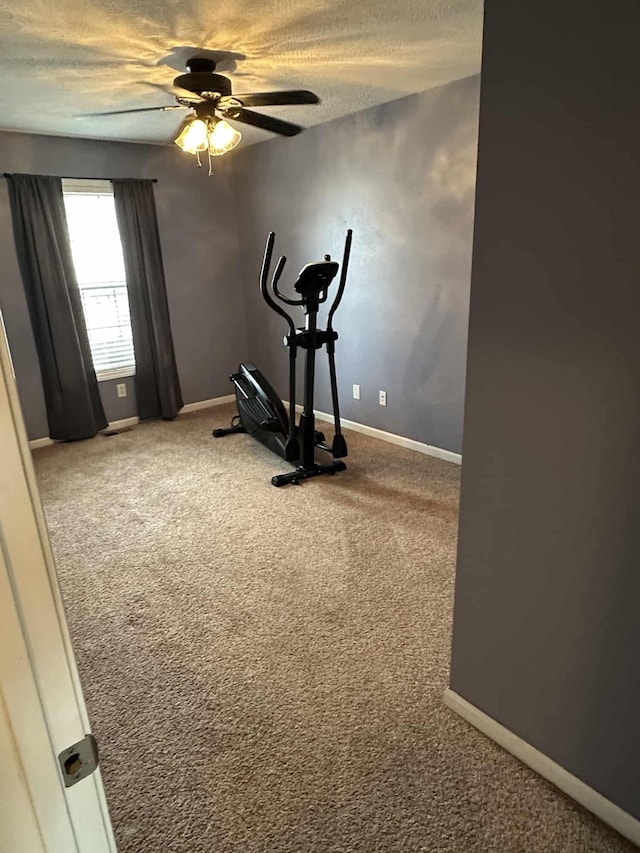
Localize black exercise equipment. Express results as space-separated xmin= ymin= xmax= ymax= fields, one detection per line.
xmin=213 ymin=229 xmax=352 ymax=486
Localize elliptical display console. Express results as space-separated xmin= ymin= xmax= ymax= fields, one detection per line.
xmin=213 ymin=230 xmax=352 ymax=487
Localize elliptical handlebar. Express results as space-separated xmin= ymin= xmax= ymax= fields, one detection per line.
xmin=268 ymin=244 xmax=335 ymax=309
xmin=260 ymin=231 xmax=275 ymax=288
xmin=327 ymin=229 xmax=353 ymax=332
xmin=272 ymin=256 xmax=305 ymax=306
xmin=260 ymin=229 xmax=352 ymax=334
xmin=260 ymin=232 xmax=298 ymax=456
xmin=272 ymin=255 xmax=287 ymax=291
xmin=324 ymin=229 xmax=352 ymax=455
xmin=260 ymin=233 xmax=297 ymax=338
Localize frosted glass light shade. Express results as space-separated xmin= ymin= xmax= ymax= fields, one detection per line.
xmin=209 ymin=119 xmax=242 ymax=155
xmin=174 ymin=118 xmax=209 ymax=154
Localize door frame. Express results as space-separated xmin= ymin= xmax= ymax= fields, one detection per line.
xmin=0 ymin=311 xmax=117 ymax=852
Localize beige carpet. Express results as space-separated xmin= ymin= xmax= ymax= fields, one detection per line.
xmin=34 ymin=406 xmax=634 ymax=853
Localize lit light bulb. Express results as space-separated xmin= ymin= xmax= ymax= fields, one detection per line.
xmin=208 ymin=119 xmax=242 ymax=156
xmin=174 ymin=118 xmax=209 ymax=155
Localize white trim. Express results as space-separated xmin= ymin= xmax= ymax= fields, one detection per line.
xmin=333 ymin=414 xmax=461 ymax=465
xmin=28 ymin=437 xmax=54 ymax=450
xmin=104 ymin=416 xmax=139 ymax=431
xmin=284 ymin=403 xmax=462 ymax=465
xmin=443 ymin=689 xmax=640 ymax=847
xmin=180 ymin=394 xmax=236 ymax=413
xmin=28 ymin=394 xmax=237 ymax=449
xmin=28 ymin=417 xmax=139 ymax=449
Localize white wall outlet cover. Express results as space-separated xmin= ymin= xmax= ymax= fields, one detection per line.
xmin=379 ymin=390 xmax=387 ymax=406
xmin=116 ymin=384 xmax=127 ymax=398
xmin=353 ymin=384 xmax=361 ymax=400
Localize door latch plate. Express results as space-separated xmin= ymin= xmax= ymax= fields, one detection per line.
xmin=58 ymin=734 xmax=99 ymax=788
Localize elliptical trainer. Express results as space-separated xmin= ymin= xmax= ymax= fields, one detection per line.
xmin=213 ymin=230 xmax=352 ymax=487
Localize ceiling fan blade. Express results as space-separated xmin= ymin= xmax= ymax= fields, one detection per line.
xmin=219 ymin=90 xmax=320 ymax=109
xmin=222 ymin=108 xmax=303 ymax=137
xmin=75 ymin=105 xmax=188 ymax=118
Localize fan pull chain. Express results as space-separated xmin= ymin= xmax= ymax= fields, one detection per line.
xmin=196 ymin=151 xmax=203 ymax=168
xmin=208 ymin=147 xmax=213 ymax=176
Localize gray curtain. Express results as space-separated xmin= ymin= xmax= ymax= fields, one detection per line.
xmin=112 ymin=179 xmax=183 ymax=421
xmin=6 ymin=173 xmax=108 ymax=441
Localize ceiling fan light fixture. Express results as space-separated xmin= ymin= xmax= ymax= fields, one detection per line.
xmin=174 ymin=117 xmax=209 ymax=154
xmin=208 ymin=118 xmax=242 ymax=155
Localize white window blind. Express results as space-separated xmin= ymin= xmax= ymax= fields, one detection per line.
xmin=62 ymin=180 xmax=135 ymax=380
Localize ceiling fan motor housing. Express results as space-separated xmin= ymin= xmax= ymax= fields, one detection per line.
xmin=174 ymin=72 xmax=232 ymax=97
xmin=175 ymin=57 xmax=232 ymax=98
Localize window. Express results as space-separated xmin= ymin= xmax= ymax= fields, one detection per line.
xmin=62 ymin=179 xmax=135 ymax=381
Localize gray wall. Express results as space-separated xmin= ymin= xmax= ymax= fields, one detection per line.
xmin=0 ymin=131 xmax=247 ymax=439
xmin=450 ymin=0 xmax=640 ymax=821
xmin=233 ymin=76 xmax=480 ymax=454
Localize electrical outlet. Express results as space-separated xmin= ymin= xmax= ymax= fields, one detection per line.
xmin=379 ymin=390 xmax=387 ymax=406
xmin=353 ymin=384 xmax=361 ymax=400
xmin=116 ymin=383 xmax=127 ymax=398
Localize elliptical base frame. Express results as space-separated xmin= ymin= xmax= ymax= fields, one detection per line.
xmin=271 ymin=460 xmax=347 ymax=487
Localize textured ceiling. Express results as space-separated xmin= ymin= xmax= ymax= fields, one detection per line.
xmin=0 ymin=0 xmax=483 ymax=148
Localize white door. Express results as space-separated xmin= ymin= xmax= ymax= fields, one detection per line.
xmin=0 ymin=312 xmax=117 ymax=853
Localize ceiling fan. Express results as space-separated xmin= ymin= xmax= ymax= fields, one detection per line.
xmin=80 ymin=57 xmax=320 ymax=171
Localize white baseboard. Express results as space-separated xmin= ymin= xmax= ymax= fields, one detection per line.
xmin=105 ymin=416 xmax=139 ymax=431
xmin=443 ymin=689 xmax=640 ymax=847
xmin=28 ymin=394 xmax=236 ymax=449
xmin=180 ymin=395 xmax=235 ymax=414
xmin=331 ymin=413 xmax=461 ymax=465
xmin=284 ymin=402 xmax=461 ymax=465
xmin=28 ymin=436 xmax=54 ymax=450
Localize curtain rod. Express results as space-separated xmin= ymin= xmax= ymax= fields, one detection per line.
xmin=3 ymin=173 xmax=157 ymax=182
